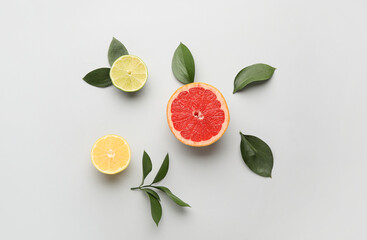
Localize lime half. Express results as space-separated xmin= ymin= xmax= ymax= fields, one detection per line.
xmin=110 ymin=55 xmax=148 ymax=92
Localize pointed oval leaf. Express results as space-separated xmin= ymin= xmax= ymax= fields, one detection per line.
xmin=108 ymin=37 xmax=129 ymax=66
xmin=233 ymin=63 xmax=276 ymax=93
xmin=171 ymin=43 xmax=195 ymax=84
xmin=141 ymin=151 xmax=152 ymax=185
xmin=240 ymin=132 xmax=273 ymax=177
xmin=153 ymin=186 xmax=190 ymax=207
xmin=146 ymin=192 xmax=162 ymax=226
xmin=142 ymin=188 xmax=160 ymax=201
xmin=83 ymin=68 xmax=112 ymax=87
xmin=152 ymin=153 xmax=169 ymax=184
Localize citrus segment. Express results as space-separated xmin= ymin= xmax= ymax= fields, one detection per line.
xmin=91 ymin=134 xmax=131 ymax=174
xmin=167 ymin=83 xmax=230 ymax=147
xmin=110 ymin=55 xmax=147 ymax=92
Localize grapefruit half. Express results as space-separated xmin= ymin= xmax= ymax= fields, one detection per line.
xmin=167 ymin=83 xmax=230 ymax=147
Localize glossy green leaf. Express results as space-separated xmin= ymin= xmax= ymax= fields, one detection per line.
xmin=82 ymin=68 xmax=112 ymax=87
xmin=172 ymin=43 xmax=195 ymax=84
xmin=108 ymin=37 xmax=129 ymax=66
xmin=141 ymin=151 xmax=152 ymax=185
xmin=146 ymin=192 xmax=162 ymax=226
xmin=153 ymin=186 xmax=190 ymax=207
xmin=152 ymin=154 xmax=169 ymax=184
xmin=240 ymin=132 xmax=273 ymax=178
xmin=142 ymin=188 xmax=160 ymax=201
xmin=233 ymin=63 xmax=275 ymax=93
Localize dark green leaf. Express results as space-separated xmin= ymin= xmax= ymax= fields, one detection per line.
xmin=142 ymin=188 xmax=160 ymax=201
xmin=171 ymin=43 xmax=195 ymax=84
xmin=233 ymin=63 xmax=276 ymax=93
xmin=108 ymin=37 xmax=129 ymax=66
xmin=141 ymin=151 xmax=152 ymax=185
xmin=82 ymin=68 xmax=112 ymax=87
xmin=240 ymin=132 xmax=273 ymax=177
xmin=152 ymin=153 xmax=169 ymax=184
xmin=153 ymin=186 xmax=190 ymax=207
xmin=146 ymin=192 xmax=162 ymax=226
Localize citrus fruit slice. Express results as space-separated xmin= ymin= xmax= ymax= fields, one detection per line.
xmin=91 ymin=134 xmax=131 ymax=174
xmin=110 ymin=55 xmax=148 ymax=92
xmin=167 ymin=83 xmax=230 ymax=147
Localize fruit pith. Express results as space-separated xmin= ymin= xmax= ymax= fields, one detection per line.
xmin=167 ymin=83 xmax=230 ymax=147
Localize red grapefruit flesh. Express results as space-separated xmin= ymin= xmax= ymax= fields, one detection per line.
xmin=167 ymin=83 xmax=230 ymax=147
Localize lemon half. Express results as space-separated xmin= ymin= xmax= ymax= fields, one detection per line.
xmin=91 ymin=134 xmax=131 ymax=175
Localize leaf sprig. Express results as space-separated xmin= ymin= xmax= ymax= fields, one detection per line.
xmin=82 ymin=37 xmax=129 ymax=88
xmin=131 ymin=151 xmax=190 ymax=226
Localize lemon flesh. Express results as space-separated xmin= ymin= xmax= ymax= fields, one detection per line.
xmin=110 ymin=55 xmax=148 ymax=92
xmin=91 ymin=134 xmax=131 ymax=175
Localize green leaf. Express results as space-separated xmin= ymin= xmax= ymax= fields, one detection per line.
xmin=171 ymin=43 xmax=195 ymax=84
xmin=146 ymin=192 xmax=162 ymax=226
xmin=142 ymin=188 xmax=160 ymax=201
xmin=141 ymin=151 xmax=152 ymax=186
xmin=108 ymin=37 xmax=129 ymax=66
xmin=152 ymin=153 xmax=169 ymax=184
xmin=82 ymin=68 xmax=112 ymax=87
xmin=153 ymin=186 xmax=190 ymax=207
xmin=233 ymin=63 xmax=276 ymax=93
xmin=240 ymin=132 xmax=273 ymax=178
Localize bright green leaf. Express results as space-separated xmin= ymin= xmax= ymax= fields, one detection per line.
xmin=172 ymin=43 xmax=195 ymax=84
xmin=82 ymin=68 xmax=112 ymax=87
xmin=233 ymin=63 xmax=275 ymax=93
xmin=240 ymin=132 xmax=273 ymax=177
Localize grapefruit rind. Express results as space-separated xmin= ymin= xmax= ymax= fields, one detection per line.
xmin=167 ymin=82 xmax=230 ymax=147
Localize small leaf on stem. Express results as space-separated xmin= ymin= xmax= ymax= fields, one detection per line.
xmin=153 ymin=186 xmax=190 ymax=207
xmin=146 ymin=192 xmax=162 ymax=226
xmin=142 ymin=188 xmax=160 ymax=201
xmin=152 ymin=153 xmax=169 ymax=184
xmin=141 ymin=151 xmax=152 ymax=186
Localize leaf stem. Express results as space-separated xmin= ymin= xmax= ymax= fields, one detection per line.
xmin=131 ymin=184 xmax=153 ymax=190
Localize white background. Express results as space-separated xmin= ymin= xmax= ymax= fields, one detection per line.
xmin=1 ymin=0 xmax=367 ymax=239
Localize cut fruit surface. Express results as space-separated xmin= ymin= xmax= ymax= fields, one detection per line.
xmin=167 ymin=83 xmax=230 ymax=147
xmin=110 ymin=55 xmax=148 ymax=92
xmin=91 ymin=134 xmax=131 ymax=174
